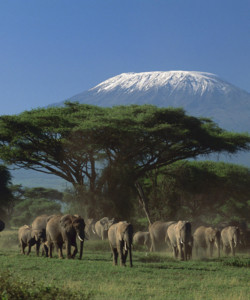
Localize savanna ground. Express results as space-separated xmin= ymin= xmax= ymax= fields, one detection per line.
xmin=0 ymin=229 xmax=249 ymax=300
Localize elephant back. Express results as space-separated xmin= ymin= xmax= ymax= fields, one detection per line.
xmin=32 ymin=215 xmax=49 ymax=229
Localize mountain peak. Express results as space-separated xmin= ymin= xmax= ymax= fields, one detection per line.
xmin=57 ymin=70 xmax=250 ymax=133
xmin=91 ymin=71 xmax=223 ymax=95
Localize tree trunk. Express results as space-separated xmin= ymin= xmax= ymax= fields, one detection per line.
xmin=135 ymin=181 xmax=152 ymax=225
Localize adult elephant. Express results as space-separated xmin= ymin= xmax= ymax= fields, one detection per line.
xmin=133 ymin=231 xmax=151 ymax=251
xmin=18 ymin=225 xmax=37 ymax=255
xmin=85 ymin=218 xmax=97 ymax=239
xmin=221 ymin=226 xmax=240 ymax=256
xmin=31 ymin=214 xmax=55 ymax=256
xmin=108 ymin=221 xmax=133 ymax=267
xmin=95 ymin=217 xmax=116 ymax=240
xmin=167 ymin=221 xmax=192 ymax=261
xmin=0 ymin=219 xmax=5 ymax=232
xmin=193 ymin=226 xmax=221 ymax=258
xmin=149 ymin=221 xmax=176 ymax=252
xmin=46 ymin=214 xmax=85 ymax=259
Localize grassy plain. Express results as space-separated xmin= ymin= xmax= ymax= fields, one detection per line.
xmin=0 ymin=229 xmax=249 ymax=300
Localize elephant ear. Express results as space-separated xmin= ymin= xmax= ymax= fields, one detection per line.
xmin=60 ymin=215 xmax=72 ymax=228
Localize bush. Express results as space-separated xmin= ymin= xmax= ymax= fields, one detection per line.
xmin=0 ymin=271 xmax=91 ymax=300
xmin=222 ymin=257 xmax=250 ymax=268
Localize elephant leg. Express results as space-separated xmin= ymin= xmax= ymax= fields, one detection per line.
xmin=71 ymin=242 xmax=78 ymax=259
xmin=151 ymin=237 xmax=156 ymax=252
xmin=112 ymin=248 xmax=118 ymax=265
xmin=230 ymin=241 xmax=235 ymax=256
xmin=21 ymin=241 xmax=26 ymax=255
xmin=57 ymin=244 xmax=64 ymax=259
xmin=123 ymin=249 xmax=128 ymax=265
xmin=208 ymin=243 xmax=213 ymax=257
xmin=119 ymin=243 xmax=125 ymax=266
xmin=172 ymin=245 xmax=178 ymax=258
xmin=48 ymin=242 xmax=53 ymax=258
xmin=48 ymin=242 xmax=54 ymax=258
xmin=79 ymin=241 xmax=83 ymax=260
xmin=65 ymin=240 xmax=72 ymax=259
xmin=42 ymin=243 xmax=49 ymax=257
xmin=36 ymin=242 xmax=40 ymax=256
xmin=224 ymin=245 xmax=230 ymax=255
xmin=177 ymin=243 xmax=183 ymax=260
xmin=183 ymin=244 xmax=188 ymax=261
xmin=27 ymin=244 xmax=32 ymax=255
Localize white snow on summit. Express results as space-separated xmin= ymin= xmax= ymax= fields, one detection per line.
xmin=91 ymin=71 xmax=232 ymax=96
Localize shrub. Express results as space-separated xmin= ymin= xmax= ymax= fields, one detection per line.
xmin=0 ymin=271 xmax=91 ymax=300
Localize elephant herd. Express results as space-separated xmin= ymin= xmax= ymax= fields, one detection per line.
xmin=18 ymin=214 xmax=86 ymax=259
xmin=134 ymin=220 xmax=244 ymax=260
xmin=17 ymin=215 xmax=247 ymax=267
xmin=17 ymin=214 xmax=133 ymax=267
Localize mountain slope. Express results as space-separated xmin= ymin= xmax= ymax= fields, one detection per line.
xmin=62 ymin=71 xmax=250 ymax=133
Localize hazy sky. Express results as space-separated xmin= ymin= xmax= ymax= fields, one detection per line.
xmin=1 ymin=0 xmax=250 ymax=115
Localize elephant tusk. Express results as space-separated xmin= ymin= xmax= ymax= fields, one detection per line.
xmin=77 ymin=234 xmax=84 ymax=242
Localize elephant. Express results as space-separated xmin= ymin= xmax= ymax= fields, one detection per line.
xmin=46 ymin=214 xmax=85 ymax=259
xmin=186 ymin=235 xmax=193 ymax=260
xmin=193 ymin=226 xmax=221 ymax=258
xmin=95 ymin=217 xmax=116 ymax=240
xmin=167 ymin=220 xmax=192 ymax=260
xmin=133 ymin=231 xmax=151 ymax=251
xmin=85 ymin=218 xmax=98 ymax=239
xmin=108 ymin=221 xmax=133 ymax=267
xmin=221 ymin=226 xmax=240 ymax=256
xmin=31 ymin=214 xmax=55 ymax=256
xmin=0 ymin=219 xmax=5 ymax=232
xmin=149 ymin=221 xmax=176 ymax=252
xmin=18 ymin=225 xmax=37 ymax=255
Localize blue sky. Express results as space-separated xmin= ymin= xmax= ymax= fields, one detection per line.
xmin=1 ymin=0 xmax=250 ymax=115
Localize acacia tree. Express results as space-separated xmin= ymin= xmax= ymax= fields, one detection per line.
xmin=144 ymin=161 xmax=250 ymax=224
xmin=10 ymin=186 xmax=62 ymax=226
xmin=0 ymin=103 xmax=250 ymax=217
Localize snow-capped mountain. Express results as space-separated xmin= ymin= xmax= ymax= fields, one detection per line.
xmin=61 ymin=71 xmax=250 ymax=133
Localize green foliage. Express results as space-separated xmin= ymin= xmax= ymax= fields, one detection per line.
xmin=10 ymin=186 xmax=62 ymax=226
xmin=143 ymin=161 xmax=250 ymax=224
xmin=222 ymin=257 xmax=250 ymax=268
xmin=0 ymin=271 xmax=90 ymax=300
xmin=0 ymin=165 xmax=13 ymax=220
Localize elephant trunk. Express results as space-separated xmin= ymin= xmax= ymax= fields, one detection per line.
xmin=76 ymin=229 xmax=85 ymax=260
xmin=183 ymin=243 xmax=187 ymax=261
xmin=77 ymin=233 xmax=84 ymax=242
xmin=129 ymin=245 xmax=133 ymax=267
xmin=77 ymin=229 xmax=85 ymax=242
xmin=124 ymin=224 xmax=133 ymax=267
xmin=79 ymin=240 xmax=84 ymax=260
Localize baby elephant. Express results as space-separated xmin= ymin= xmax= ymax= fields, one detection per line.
xmin=133 ymin=231 xmax=151 ymax=251
xmin=108 ymin=221 xmax=133 ymax=267
xmin=18 ymin=225 xmax=37 ymax=255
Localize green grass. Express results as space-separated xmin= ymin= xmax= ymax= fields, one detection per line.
xmin=0 ymin=230 xmax=249 ymax=300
